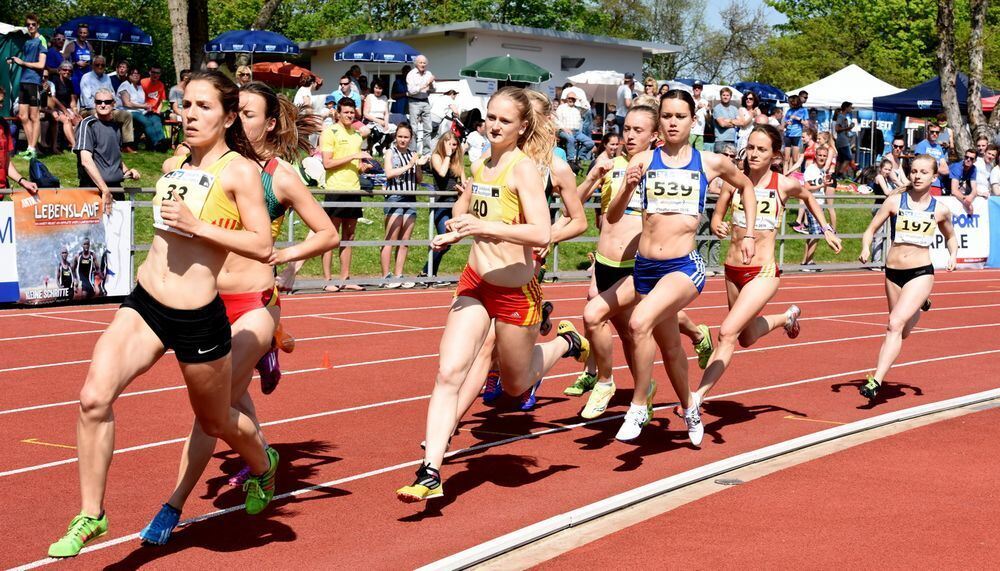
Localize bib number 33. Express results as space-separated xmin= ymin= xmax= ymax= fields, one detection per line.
xmin=153 ymin=169 xmax=215 ymax=237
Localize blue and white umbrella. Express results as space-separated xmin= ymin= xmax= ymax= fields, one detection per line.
xmin=334 ymin=39 xmax=418 ymax=64
xmin=58 ymin=15 xmax=152 ymax=45
xmin=205 ymin=30 xmax=300 ymax=55
xmin=732 ymin=81 xmax=787 ymax=103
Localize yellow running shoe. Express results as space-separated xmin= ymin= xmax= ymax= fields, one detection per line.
xmin=581 ymin=380 xmax=616 ymax=419
xmin=396 ymin=463 xmax=443 ymax=503
xmin=564 ymin=371 xmax=597 ymax=396
xmin=556 ymin=320 xmax=591 ymax=364
xmin=694 ymin=324 xmax=713 ymax=370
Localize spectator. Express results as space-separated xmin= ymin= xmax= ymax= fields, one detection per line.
xmin=168 ymin=68 xmax=190 ymax=122
xmin=782 ymin=94 xmax=808 ymax=172
xmin=235 ymin=65 xmax=252 ymax=88
xmin=11 ymin=13 xmax=46 ymax=160
xmin=987 ymin=143 xmax=1000 ymax=196
xmin=614 ymin=72 xmax=634 ymax=131
xmin=973 ymin=134 xmax=991 ymax=196
xmin=79 ymin=56 xmax=136 ymax=153
xmin=205 ymin=59 xmax=220 ymax=71
xmin=798 ymin=90 xmax=809 ymax=106
xmin=45 ymin=31 xmax=65 ymax=74
xmin=348 ymin=64 xmax=363 ymax=93
xmin=357 ymin=75 xmax=369 ymax=98
xmin=658 ymin=83 xmax=669 ymax=96
xmin=555 ymin=91 xmax=594 ymax=165
xmin=423 ymin=131 xmax=465 ymax=281
xmin=935 ymin=112 xmax=953 ymax=149
xmin=805 ymin=108 xmax=819 ymax=134
xmin=429 ymin=88 xmax=460 ymax=147
xmin=406 ymin=55 xmax=435 ymax=153
xmin=117 ymin=67 xmax=167 ymax=151
xmin=74 ymin=87 xmax=140 ymax=204
xmin=140 ymin=65 xmax=167 ymax=114
xmin=712 ymin=86 xmax=738 ymax=153
xmin=767 ymin=106 xmax=782 ymax=130
xmin=319 ymin=97 xmax=370 ymax=292
xmin=0 ymin=86 xmax=39 ymax=195
xmin=736 ymin=91 xmax=760 ymax=150
xmin=800 ymin=144 xmax=833 ymax=271
xmin=330 ymin=74 xmax=362 ymax=108
xmin=46 ymin=62 xmax=80 ymax=151
xmin=380 ymin=123 xmax=423 ymax=288
xmin=702 ymin=142 xmax=736 ymax=273
xmin=949 ymin=148 xmax=978 ymax=213
xmin=63 ymin=23 xmax=94 ymax=95
xmin=390 ymin=65 xmax=411 ymax=122
xmin=913 ymin=123 xmax=949 ymax=194
xmin=690 ymin=80 xmax=708 ymax=150
xmin=833 ymin=101 xmax=855 ymax=179
xmin=870 ymin=158 xmax=899 ymax=268
xmin=464 ymin=119 xmax=488 ymax=163
xmin=363 ymin=79 xmax=394 ymax=155
xmin=293 ymin=74 xmax=316 ymax=108
xmin=604 ymin=113 xmax=619 ymax=135
xmin=110 ymin=60 xmax=129 ymax=92
xmin=886 ymin=135 xmax=909 ymax=187
xmin=642 ymin=77 xmax=657 ymax=96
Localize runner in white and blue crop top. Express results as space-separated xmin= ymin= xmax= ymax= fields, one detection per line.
xmin=603 ymin=90 xmax=759 ymax=445
xmin=858 ymin=154 xmax=957 ymax=402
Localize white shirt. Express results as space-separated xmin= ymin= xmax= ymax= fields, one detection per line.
xmin=406 ymin=68 xmax=433 ymax=100
xmin=615 ymin=84 xmax=632 ymax=117
xmin=555 ymin=103 xmax=583 ymax=131
xmin=293 ymin=86 xmax=312 ymax=107
xmin=990 ymin=165 xmax=1000 ymax=194
xmin=430 ymin=96 xmax=458 ymax=122
xmin=692 ymin=96 xmax=708 ymax=136
xmin=364 ymin=93 xmax=389 ymax=120
xmin=466 ymin=131 xmax=488 ymax=163
xmin=116 ymin=81 xmax=145 ymax=111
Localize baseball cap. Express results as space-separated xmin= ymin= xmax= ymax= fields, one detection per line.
xmin=693 ymin=80 xmax=704 ymax=88
xmin=325 ymin=94 xmax=337 ymax=105
xmin=624 ymin=72 xmax=635 ymax=79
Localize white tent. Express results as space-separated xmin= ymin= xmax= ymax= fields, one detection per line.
xmin=567 ymin=70 xmax=623 ymax=104
xmin=789 ymin=64 xmax=902 ymax=109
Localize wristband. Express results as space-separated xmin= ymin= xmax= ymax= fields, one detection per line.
xmin=17 ymin=177 xmax=25 ymax=185
xmin=823 ymin=224 xmax=836 ymax=234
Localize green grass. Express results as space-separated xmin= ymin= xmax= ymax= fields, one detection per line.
xmin=13 ymin=150 xmax=875 ymax=278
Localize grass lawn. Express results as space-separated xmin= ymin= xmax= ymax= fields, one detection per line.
xmin=12 ymin=150 xmax=874 ymax=280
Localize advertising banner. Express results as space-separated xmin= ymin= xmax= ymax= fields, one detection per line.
xmin=987 ymin=197 xmax=1000 ymax=268
xmin=10 ymin=189 xmax=132 ymax=304
xmin=0 ymin=202 xmax=18 ymax=302
xmin=930 ymin=196 xmax=990 ymax=269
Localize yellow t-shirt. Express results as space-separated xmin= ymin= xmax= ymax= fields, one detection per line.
xmin=320 ymin=123 xmax=362 ymax=191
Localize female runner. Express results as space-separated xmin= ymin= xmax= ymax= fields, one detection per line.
xmin=858 ymin=154 xmax=956 ymax=400
xmin=689 ymin=125 xmax=841 ymax=406
xmin=604 ymin=89 xmax=758 ymax=444
xmin=48 ymin=71 xmax=277 ymax=558
xmin=395 ymin=87 xmax=589 ymax=503
xmin=137 ymin=81 xmax=338 ymax=545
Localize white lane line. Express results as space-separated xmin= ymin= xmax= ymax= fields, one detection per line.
xmin=10 ymin=348 xmax=1000 ymax=571
xmin=29 ymin=314 xmax=110 ymax=326
xmin=2 ymin=321 xmax=998 ymax=477
xmin=818 ymin=317 xmax=887 ymax=327
xmin=313 ymin=315 xmax=422 ymax=330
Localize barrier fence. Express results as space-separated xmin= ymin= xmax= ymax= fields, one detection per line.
xmin=1 ymin=188 xmax=995 ymax=304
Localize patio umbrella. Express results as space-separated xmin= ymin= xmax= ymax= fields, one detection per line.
xmin=58 ymin=15 xmax=152 ymax=45
xmin=983 ymin=94 xmax=999 ymax=113
xmin=460 ymin=55 xmax=551 ymax=84
xmin=567 ymin=70 xmax=622 ymax=104
xmin=251 ymin=61 xmax=317 ymax=89
xmin=205 ymin=30 xmax=300 ymax=56
xmin=334 ymin=39 xmax=418 ymax=64
xmin=732 ymin=81 xmax=787 ymax=102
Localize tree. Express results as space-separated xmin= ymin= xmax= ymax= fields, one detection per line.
xmin=938 ymin=0 xmax=971 ymax=153
xmin=968 ymin=0 xmax=994 ymax=140
xmin=167 ymin=0 xmax=191 ymax=79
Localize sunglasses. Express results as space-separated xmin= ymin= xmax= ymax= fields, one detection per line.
xmin=93 ymin=63 xmax=105 ymax=68
xmin=965 ymin=156 xmax=976 ymax=161
xmin=26 ymin=22 xmax=38 ymax=27
xmin=723 ymin=153 xmax=737 ymax=159
xmin=237 ymin=73 xmax=250 ymax=77
xmin=95 ymin=99 xmax=115 ymax=105
xmin=340 ymin=82 xmax=350 ymax=86
xmin=929 ymin=130 xmax=940 ymax=134
xmin=892 ymin=144 xmax=905 ymax=149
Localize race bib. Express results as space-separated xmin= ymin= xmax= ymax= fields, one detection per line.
xmin=894 ymin=209 xmax=935 ymax=247
xmin=644 ymin=168 xmax=701 ymax=216
xmin=470 ymin=182 xmax=502 ymax=222
xmin=79 ymin=53 xmax=91 ymax=63
xmin=152 ymin=169 xmax=215 ymax=237
xmin=733 ymin=188 xmax=779 ymax=231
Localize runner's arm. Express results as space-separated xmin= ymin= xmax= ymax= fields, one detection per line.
xmin=550 ymin=159 xmax=587 ymax=243
xmin=271 ymin=163 xmax=339 ymax=264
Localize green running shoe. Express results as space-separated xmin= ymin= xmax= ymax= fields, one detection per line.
xmin=244 ymin=446 xmax=279 ymax=515
xmin=564 ymin=371 xmax=597 ymax=396
xmin=48 ymin=512 xmax=108 ymax=557
xmin=581 ymin=380 xmax=616 ymax=419
xmin=694 ymin=324 xmax=714 ymax=370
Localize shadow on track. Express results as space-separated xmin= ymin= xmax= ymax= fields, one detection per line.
xmin=831 ymin=378 xmax=924 ymax=410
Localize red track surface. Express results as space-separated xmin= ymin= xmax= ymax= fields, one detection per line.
xmin=545 ymin=405 xmax=1000 ymax=568
xmin=1 ymin=270 xmax=999 ymax=569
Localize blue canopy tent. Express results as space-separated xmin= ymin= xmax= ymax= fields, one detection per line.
xmin=334 ymin=39 xmax=418 ymax=64
xmin=872 ymin=73 xmax=997 ymax=115
xmin=732 ymin=81 xmax=787 ymax=103
xmin=205 ymin=30 xmax=300 ymax=71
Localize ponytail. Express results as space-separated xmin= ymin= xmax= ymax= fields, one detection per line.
xmin=241 ymin=81 xmax=321 ymax=163
xmin=521 ymin=89 xmax=555 ymax=167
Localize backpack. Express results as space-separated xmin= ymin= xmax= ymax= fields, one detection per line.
xmin=29 ymin=158 xmax=60 ymax=188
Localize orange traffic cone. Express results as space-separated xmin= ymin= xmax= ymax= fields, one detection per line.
xmin=321 ymin=351 xmax=331 ymax=369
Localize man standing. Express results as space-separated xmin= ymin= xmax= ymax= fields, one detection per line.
xmin=45 ymin=31 xmax=65 ymax=74
xmin=62 ymin=23 xmax=94 ymax=96
xmin=320 ymin=98 xmax=370 ymax=292
xmin=0 ymin=87 xmax=38 ymax=195
xmin=140 ymin=65 xmax=167 ymax=114
xmin=833 ymin=101 xmax=855 ymax=178
xmin=555 ymin=92 xmax=594 ymax=165
xmin=690 ymin=80 xmax=708 ymax=150
xmin=913 ymin=123 xmax=949 ymax=195
xmin=614 ymin=72 xmax=634 ymax=131
xmin=407 ymin=55 xmax=435 ymax=154
xmin=74 ymin=87 xmax=140 ymax=208
xmin=79 ymin=56 xmax=135 ymax=153
xmin=973 ymin=135 xmax=991 ymax=196
xmin=712 ymin=87 xmax=738 ymax=153
xmin=390 ymin=65 xmax=411 ymax=124
xmin=11 ymin=14 xmax=47 ymax=160
xmin=798 ymin=90 xmax=809 ymax=106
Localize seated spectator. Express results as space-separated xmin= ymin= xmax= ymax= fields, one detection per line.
xmin=949 ymin=148 xmax=978 ymax=213
xmin=140 ymin=65 xmax=167 ymax=114
xmin=293 ymin=74 xmax=316 ymax=108
xmin=555 ymin=92 xmax=594 ymax=165
xmin=78 ymin=56 xmax=136 ymax=153
xmin=205 ymin=59 xmax=220 ymax=71
xmin=74 ymin=87 xmax=140 ymax=204
xmin=464 ymin=119 xmax=488 ymax=163
xmin=422 ymin=131 xmax=465 ymax=282
xmin=363 ymin=80 xmax=395 ymax=155
xmin=0 ymin=86 xmax=39 ymax=194
xmin=117 ymin=67 xmax=168 ymax=151
xmin=110 ymin=60 xmax=129 ymax=92
xmin=235 ymin=65 xmax=252 ymax=88
xmin=168 ymin=69 xmax=190 ymax=122
xmin=46 ymin=62 xmax=80 ymax=151
xmin=329 ymin=74 xmax=362 ymax=108
xmin=380 ymin=123 xmax=424 ymax=289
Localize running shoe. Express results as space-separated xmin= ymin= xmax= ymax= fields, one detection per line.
xmin=800 ymin=263 xmax=822 ymax=272
xmin=382 ymin=273 xmax=400 ymax=289
xmin=539 ymin=301 xmax=555 ymax=336
xmin=791 ymin=223 xmax=809 ymax=235
xmin=257 ymin=346 xmax=282 ymax=395
xmin=693 ymin=324 xmax=714 ymax=370
xmin=244 ymin=446 xmax=279 ymax=515
xmin=482 ymin=369 xmax=503 ymax=405
xmin=581 ymin=380 xmax=616 ymax=419
xmin=564 ymin=371 xmax=597 ymax=396
xmin=684 ymin=394 xmax=704 ymax=446
xmin=18 ymin=149 xmax=36 ymax=161
xmin=557 ymin=321 xmax=591 ymax=363
xmin=400 ymin=277 xmax=416 ymax=289
xmin=784 ymin=305 xmax=801 ymax=339
xmin=139 ymin=503 xmax=181 ymax=546
xmin=921 ymin=298 xmax=932 ymax=312
xmin=229 ymin=465 xmax=252 ymax=487
xmin=519 ymin=381 xmax=541 ymax=411
xmin=396 ymin=462 xmax=443 ymax=503
xmin=860 ymin=374 xmax=882 ymax=400
xmin=275 ymin=323 xmax=295 ymax=353
xmin=615 ymin=404 xmax=651 ymax=441
xmin=48 ymin=512 xmax=109 ymax=558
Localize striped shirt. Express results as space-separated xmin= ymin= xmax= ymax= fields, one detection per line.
xmin=385 ymin=146 xmax=418 ymax=196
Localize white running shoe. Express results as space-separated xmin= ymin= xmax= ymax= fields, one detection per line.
xmin=615 ymin=404 xmax=650 ymax=442
xmin=784 ymin=304 xmax=801 ymax=339
xmin=684 ymin=395 xmax=704 ymax=446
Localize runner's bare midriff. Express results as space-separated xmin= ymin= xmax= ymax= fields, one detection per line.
xmin=136 ymin=230 xmax=228 ymax=309
xmin=597 ymin=214 xmax=642 ymax=263
xmin=469 ymin=240 xmax=536 ymax=288
xmin=638 ymin=213 xmax=698 ymax=260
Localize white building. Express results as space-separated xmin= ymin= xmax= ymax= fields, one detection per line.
xmin=300 ymin=20 xmax=681 ymax=99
